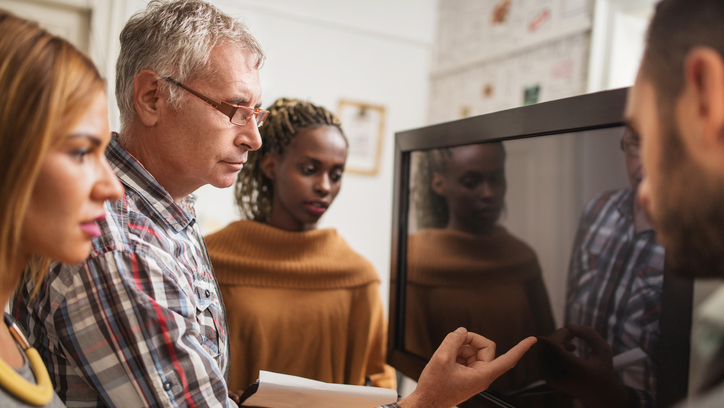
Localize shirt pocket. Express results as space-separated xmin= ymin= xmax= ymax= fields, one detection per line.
xmin=193 ymin=279 xmax=223 ymax=359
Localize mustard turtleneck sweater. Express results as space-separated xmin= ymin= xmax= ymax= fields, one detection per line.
xmin=205 ymin=220 xmax=395 ymax=391
xmin=404 ymin=226 xmax=555 ymax=395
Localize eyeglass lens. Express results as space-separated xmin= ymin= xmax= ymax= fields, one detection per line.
xmin=232 ymin=107 xmax=268 ymax=127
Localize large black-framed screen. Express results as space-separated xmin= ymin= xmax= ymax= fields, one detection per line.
xmin=388 ymin=88 xmax=692 ymax=408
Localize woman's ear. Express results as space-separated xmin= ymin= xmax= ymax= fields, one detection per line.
xmin=260 ymin=152 xmax=276 ymax=181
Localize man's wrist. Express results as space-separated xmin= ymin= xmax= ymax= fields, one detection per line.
xmin=395 ymin=391 xmax=420 ymax=408
xmin=395 ymin=390 xmax=440 ymax=408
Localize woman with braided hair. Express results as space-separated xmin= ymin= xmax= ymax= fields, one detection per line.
xmin=205 ymin=98 xmax=396 ymax=392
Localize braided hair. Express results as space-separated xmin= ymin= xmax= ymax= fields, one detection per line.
xmin=235 ymin=97 xmax=344 ymax=222
xmin=412 ymin=148 xmax=454 ymax=229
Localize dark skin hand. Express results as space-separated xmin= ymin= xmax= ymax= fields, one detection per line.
xmin=537 ymin=324 xmax=630 ymax=408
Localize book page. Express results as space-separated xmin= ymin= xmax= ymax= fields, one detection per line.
xmin=241 ymin=371 xmax=398 ymax=408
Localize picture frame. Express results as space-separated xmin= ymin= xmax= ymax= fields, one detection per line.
xmin=337 ymin=99 xmax=386 ymax=176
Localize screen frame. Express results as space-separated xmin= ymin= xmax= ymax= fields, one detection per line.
xmin=388 ymin=88 xmax=693 ymax=408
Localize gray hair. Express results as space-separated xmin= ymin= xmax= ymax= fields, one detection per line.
xmin=115 ymin=0 xmax=265 ymax=134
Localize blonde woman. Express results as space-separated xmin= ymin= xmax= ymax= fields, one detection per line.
xmin=0 ymin=11 xmax=123 ymax=407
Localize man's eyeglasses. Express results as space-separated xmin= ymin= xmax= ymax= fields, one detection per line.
xmin=620 ymin=127 xmax=640 ymax=157
xmin=162 ymin=77 xmax=269 ymax=127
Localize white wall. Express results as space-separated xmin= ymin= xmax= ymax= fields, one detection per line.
xmin=587 ymin=0 xmax=655 ymax=92
xmin=118 ymin=0 xmax=437 ymax=313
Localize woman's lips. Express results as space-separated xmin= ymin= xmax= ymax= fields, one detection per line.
xmin=476 ymin=208 xmax=502 ymax=218
xmin=80 ymin=214 xmax=106 ymax=238
xmin=80 ymin=222 xmax=101 ymax=238
xmin=305 ymin=202 xmax=328 ymax=216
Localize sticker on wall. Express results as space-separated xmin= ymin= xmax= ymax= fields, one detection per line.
xmin=491 ymin=0 xmax=512 ymax=25
xmin=483 ymin=83 xmax=495 ymax=98
xmin=523 ymin=85 xmax=540 ymax=105
xmin=528 ymin=8 xmax=551 ymax=32
xmin=337 ymin=100 xmax=386 ymax=176
xmin=459 ymin=105 xmax=471 ymax=118
xmin=551 ymin=59 xmax=575 ymax=80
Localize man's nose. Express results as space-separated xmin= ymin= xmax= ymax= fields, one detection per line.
xmin=637 ymin=176 xmax=651 ymax=213
xmin=236 ymin=121 xmax=262 ymax=151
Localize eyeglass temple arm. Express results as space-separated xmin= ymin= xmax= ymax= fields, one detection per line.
xmin=161 ymin=77 xmax=237 ymax=119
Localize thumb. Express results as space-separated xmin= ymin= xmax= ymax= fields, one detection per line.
xmin=432 ymin=327 xmax=469 ymax=361
xmin=486 ymin=336 xmax=538 ymax=377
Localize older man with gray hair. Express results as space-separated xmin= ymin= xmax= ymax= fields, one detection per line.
xmin=11 ymin=1 xmax=535 ymax=407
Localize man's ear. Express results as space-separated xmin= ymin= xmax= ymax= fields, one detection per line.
xmin=431 ymin=172 xmax=446 ymax=196
xmin=260 ymin=152 xmax=276 ymax=181
xmin=679 ymin=47 xmax=724 ymax=172
xmin=133 ymin=70 xmax=162 ymax=127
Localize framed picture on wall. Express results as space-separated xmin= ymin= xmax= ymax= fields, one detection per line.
xmin=337 ymin=100 xmax=386 ymax=176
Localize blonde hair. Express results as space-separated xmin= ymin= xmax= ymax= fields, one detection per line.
xmin=0 ymin=11 xmax=106 ymax=289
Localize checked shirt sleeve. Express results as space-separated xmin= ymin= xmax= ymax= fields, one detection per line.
xmin=50 ymin=249 xmax=232 ymax=408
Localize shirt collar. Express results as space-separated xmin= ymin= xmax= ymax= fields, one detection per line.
xmin=616 ymin=187 xmax=655 ymax=234
xmin=106 ymin=133 xmax=196 ymax=232
xmin=616 ymin=188 xmax=635 ymax=220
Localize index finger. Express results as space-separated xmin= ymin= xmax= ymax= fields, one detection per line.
xmin=487 ymin=336 xmax=538 ymax=378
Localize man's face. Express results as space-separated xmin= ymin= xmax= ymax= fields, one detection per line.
xmin=159 ymin=42 xmax=263 ymax=198
xmin=627 ymin=71 xmax=724 ymax=277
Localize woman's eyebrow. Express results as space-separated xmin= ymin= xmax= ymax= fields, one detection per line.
xmin=66 ymin=133 xmax=102 ymax=146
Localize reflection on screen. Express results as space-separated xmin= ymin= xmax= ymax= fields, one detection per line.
xmin=403 ymin=127 xmax=664 ymax=408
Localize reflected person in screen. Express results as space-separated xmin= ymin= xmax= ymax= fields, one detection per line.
xmin=406 ymin=142 xmax=555 ymax=399
xmin=561 ymin=127 xmax=664 ymax=408
xmin=205 ymin=98 xmax=395 ymax=392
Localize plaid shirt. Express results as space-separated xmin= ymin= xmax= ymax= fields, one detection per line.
xmin=565 ymin=188 xmax=664 ymax=408
xmin=11 ymin=135 xmax=231 ymax=408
